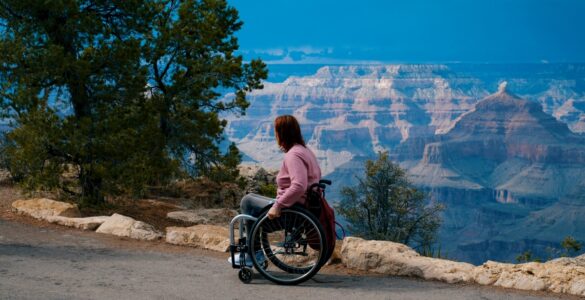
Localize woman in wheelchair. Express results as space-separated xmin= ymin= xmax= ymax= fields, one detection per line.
xmin=229 ymin=115 xmax=330 ymax=285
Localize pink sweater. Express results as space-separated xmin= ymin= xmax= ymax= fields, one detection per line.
xmin=274 ymin=144 xmax=322 ymax=209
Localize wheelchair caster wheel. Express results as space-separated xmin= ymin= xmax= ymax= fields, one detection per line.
xmin=239 ymin=267 xmax=253 ymax=284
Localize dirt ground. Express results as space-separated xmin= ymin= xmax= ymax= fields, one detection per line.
xmin=0 ymin=179 xmax=193 ymax=231
xmin=79 ymin=197 xmax=192 ymax=231
xmin=0 ymin=182 xmax=361 ymax=276
xmin=2 ymin=182 xmax=582 ymax=299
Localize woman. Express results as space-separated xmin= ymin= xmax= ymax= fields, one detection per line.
xmin=240 ymin=115 xmax=322 ymax=220
xmin=231 ymin=115 xmax=321 ymax=267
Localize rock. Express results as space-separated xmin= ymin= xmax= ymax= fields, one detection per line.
xmin=45 ymin=216 xmax=110 ymax=231
xmin=11 ymin=198 xmax=81 ymax=219
xmin=165 ymin=225 xmax=233 ymax=252
xmin=471 ymin=258 xmax=585 ymax=297
xmin=167 ymin=209 xmax=237 ymax=225
xmin=96 ymin=214 xmax=163 ymax=241
xmin=341 ymin=237 xmax=474 ymax=284
xmin=326 ymin=242 xmax=343 ymax=265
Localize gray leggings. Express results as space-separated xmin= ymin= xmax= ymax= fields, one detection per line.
xmin=240 ymin=193 xmax=274 ymax=217
xmin=240 ymin=193 xmax=274 ymax=241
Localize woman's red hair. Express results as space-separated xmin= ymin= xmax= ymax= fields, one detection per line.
xmin=274 ymin=115 xmax=306 ymax=152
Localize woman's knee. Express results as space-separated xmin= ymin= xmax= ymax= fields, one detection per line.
xmin=240 ymin=193 xmax=256 ymax=211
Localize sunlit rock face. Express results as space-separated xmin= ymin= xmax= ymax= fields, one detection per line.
xmin=225 ymin=64 xmax=585 ymax=174
xmin=407 ymin=88 xmax=585 ymax=264
xmin=224 ymin=64 xmax=585 ymax=264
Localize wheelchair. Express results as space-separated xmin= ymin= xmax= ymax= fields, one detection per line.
xmin=229 ymin=179 xmax=332 ymax=285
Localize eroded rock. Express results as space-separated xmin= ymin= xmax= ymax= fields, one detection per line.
xmin=472 ymin=257 xmax=585 ymax=296
xmin=341 ymin=237 xmax=474 ymax=283
xmin=45 ymin=216 xmax=110 ymax=231
xmin=165 ymin=225 xmax=233 ymax=252
xmin=167 ymin=209 xmax=237 ymax=225
xmin=11 ymin=198 xmax=81 ymax=219
xmin=96 ymin=213 xmax=163 ymax=241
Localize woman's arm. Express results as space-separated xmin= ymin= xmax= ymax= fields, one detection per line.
xmin=273 ymin=151 xmax=308 ymax=210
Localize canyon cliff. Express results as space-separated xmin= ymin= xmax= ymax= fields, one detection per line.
xmin=224 ymin=64 xmax=585 ymax=263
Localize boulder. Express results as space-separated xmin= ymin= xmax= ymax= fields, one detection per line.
xmin=165 ymin=225 xmax=233 ymax=252
xmin=472 ymin=258 xmax=585 ymax=296
xmin=45 ymin=216 xmax=110 ymax=231
xmin=341 ymin=237 xmax=474 ymax=283
xmin=11 ymin=198 xmax=81 ymax=219
xmin=167 ymin=209 xmax=237 ymax=225
xmin=326 ymin=242 xmax=343 ymax=265
xmin=96 ymin=213 xmax=163 ymax=241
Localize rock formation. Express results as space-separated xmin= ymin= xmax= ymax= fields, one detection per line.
xmin=165 ymin=224 xmax=233 ymax=252
xmin=406 ymin=88 xmax=585 ymax=263
xmin=45 ymin=215 xmax=110 ymax=231
xmin=167 ymin=208 xmax=238 ymax=225
xmin=225 ymin=64 xmax=585 ymax=174
xmin=96 ymin=213 xmax=163 ymax=241
xmin=12 ymin=198 xmax=81 ymax=219
xmin=341 ymin=237 xmax=475 ymax=284
xmin=224 ymin=65 xmax=585 ymax=263
xmin=341 ymin=236 xmax=585 ymax=297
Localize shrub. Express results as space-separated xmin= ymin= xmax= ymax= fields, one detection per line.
xmin=336 ymin=152 xmax=444 ymax=250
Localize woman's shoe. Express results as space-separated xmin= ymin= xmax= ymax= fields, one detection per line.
xmin=228 ymin=250 xmax=266 ymax=267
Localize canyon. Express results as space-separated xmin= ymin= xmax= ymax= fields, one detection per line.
xmin=224 ymin=64 xmax=585 ymax=264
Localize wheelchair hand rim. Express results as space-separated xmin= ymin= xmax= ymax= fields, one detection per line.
xmin=249 ymin=208 xmax=326 ymax=285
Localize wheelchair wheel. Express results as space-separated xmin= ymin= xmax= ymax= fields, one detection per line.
xmin=238 ymin=267 xmax=253 ymax=284
xmin=249 ymin=205 xmax=326 ymax=285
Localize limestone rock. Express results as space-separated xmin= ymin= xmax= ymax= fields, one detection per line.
xmin=471 ymin=258 xmax=585 ymax=297
xmin=45 ymin=216 xmax=110 ymax=231
xmin=326 ymin=242 xmax=343 ymax=265
xmin=96 ymin=213 xmax=163 ymax=241
xmin=11 ymin=198 xmax=81 ymax=219
xmin=341 ymin=237 xmax=474 ymax=284
xmin=165 ymin=225 xmax=233 ymax=252
xmin=167 ymin=209 xmax=237 ymax=225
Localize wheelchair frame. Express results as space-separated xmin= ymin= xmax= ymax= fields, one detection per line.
xmin=228 ymin=179 xmax=332 ymax=285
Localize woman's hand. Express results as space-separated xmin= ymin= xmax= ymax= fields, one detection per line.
xmin=267 ymin=206 xmax=281 ymax=220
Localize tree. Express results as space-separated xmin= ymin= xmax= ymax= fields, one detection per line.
xmin=0 ymin=0 xmax=267 ymax=205
xmin=561 ymin=236 xmax=582 ymax=257
xmin=516 ymin=251 xmax=541 ymax=263
xmin=336 ymin=152 xmax=444 ymax=250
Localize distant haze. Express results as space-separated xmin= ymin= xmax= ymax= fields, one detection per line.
xmin=231 ymin=0 xmax=585 ymax=64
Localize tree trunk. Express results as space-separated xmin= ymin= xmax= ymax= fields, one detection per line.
xmin=79 ymin=166 xmax=104 ymax=206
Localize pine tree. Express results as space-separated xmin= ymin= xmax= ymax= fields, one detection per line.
xmin=336 ymin=152 xmax=444 ymax=250
xmin=0 ymin=0 xmax=267 ymax=205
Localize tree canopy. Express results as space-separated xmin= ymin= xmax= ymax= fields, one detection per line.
xmin=336 ymin=152 xmax=444 ymax=250
xmin=0 ymin=0 xmax=267 ymax=205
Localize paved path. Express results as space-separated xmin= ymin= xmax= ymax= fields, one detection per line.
xmin=0 ymin=219 xmax=571 ymax=300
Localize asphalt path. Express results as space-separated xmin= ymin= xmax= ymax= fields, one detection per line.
xmin=0 ymin=219 xmax=572 ymax=300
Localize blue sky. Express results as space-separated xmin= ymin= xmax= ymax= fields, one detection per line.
xmin=230 ymin=0 xmax=585 ymax=64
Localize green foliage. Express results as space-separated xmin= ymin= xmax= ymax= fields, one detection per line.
xmin=335 ymin=152 xmax=445 ymax=250
xmin=519 ymin=236 xmax=582 ymax=263
xmin=0 ymin=0 xmax=267 ymax=205
xmin=419 ymin=244 xmax=447 ymax=259
xmin=561 ymin=236 xmax=582 ymax=255
xmin=516 ymin=251 xmax=542 ymax=263
xmin=258 ymin=182 xmax=277 ymax=198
